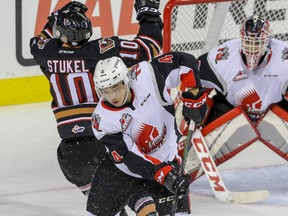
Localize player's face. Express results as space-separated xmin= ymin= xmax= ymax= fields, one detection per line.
xmin=100 ymin=82 xmax=128 ymax=107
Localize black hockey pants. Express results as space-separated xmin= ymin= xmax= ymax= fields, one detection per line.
xmin=86 ymin=159 xmax=191 ymax=216
xmin=57 ymin=136 xmax=107 ymax=194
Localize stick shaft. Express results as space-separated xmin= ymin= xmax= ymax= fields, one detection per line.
xmin=170 ymin=121 xmax=195 ymax=216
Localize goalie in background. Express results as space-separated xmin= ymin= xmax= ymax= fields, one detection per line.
xmin=87 ymin=52 xmax=208 ymax=216
xmin=184 ymin=14 xmax=288 ymax=180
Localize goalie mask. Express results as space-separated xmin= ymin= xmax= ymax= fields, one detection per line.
xmin=53 ymin=10 xmax=92 ymax=47
xmin=240 ymin=14 xmax=271 ymax=69
xmin=94 ymin=57 xmax=130 ymax=106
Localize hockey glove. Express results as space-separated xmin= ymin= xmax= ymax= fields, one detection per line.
xmin=49 ymin=1 xmax=88 ymax=21
xmin=134 ymin=0 xmax=161 ymax=23
xmin=45 ymin=1 xmax=88 ymax=32
xmin=182 ymin=87 xmax=208 ymax=126
xmin=59 ymin=1 xmax=88 ymax=14
xmin=154 ymin=162 xmax=190 ymax=195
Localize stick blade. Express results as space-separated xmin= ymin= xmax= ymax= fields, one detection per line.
xmin=215 ymin=190 xmax=270 ymax=204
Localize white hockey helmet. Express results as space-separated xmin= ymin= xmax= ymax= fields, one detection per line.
xmin=240 ymin=14 xmax=271 ymax=69
xmin=93 ymin=56 xmax=129 ymax=90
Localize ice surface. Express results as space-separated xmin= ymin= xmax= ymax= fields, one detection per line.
xmin=0 ymin=102 xmax=287 ymax=215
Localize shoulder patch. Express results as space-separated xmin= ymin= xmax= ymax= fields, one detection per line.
xmin=98 ymin=37 xmax=115 ymax=54
xmin=92 ymin=113 xmax=102 ymax=131
xmin=215 ymin=46 xmax=229 ymax=63
xmin=37 ymin=37 xmax=50 ymax=49
xmin=128 ymin=64 xmax=141 ymax=80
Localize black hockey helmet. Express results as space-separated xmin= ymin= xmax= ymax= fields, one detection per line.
xmin=53 ymin=9 xmax=92 ymax=47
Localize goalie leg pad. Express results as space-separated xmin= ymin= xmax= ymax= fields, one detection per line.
xmin=256 ymin=105 xmax=288 ymax=160
xmin=185 ymin=107 xmax=259 ymax=180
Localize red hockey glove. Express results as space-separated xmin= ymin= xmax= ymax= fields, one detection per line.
xmin=134 ymin=0 xmax=161 ymax=23
xmin=181 ymin=87 xmax=208 ymax=126
xmin=153 ymin=162 xmax=190 ymax=195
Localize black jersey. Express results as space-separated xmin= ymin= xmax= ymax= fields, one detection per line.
xmin=30 ymin=20 xmax=162 ymax=139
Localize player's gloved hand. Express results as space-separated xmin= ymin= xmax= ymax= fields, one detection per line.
xmin=58 ymin=1 xmax=88 ymax=14
xmin=50 ymin=1 xmax=88 ymax=19
xmin=181 ymin=87 xmax=208 ymax=126
xmin=46 ymin=1 xmax=88 ymax=31
xmin=134 ymin=0 xmax=161 ymax=23
xmin=153 ymin=162 xmax=190 ymax=195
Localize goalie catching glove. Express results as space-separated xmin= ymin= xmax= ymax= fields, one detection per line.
xmin=134 ymin=0 xmax=161 ymax=23
xmin=153 ymin=162 xmax=190 ymax=195
xmin=182 ymin=87 xmax=208 ymax=126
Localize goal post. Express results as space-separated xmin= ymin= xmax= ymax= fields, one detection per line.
xmin=163 ymin=0 xmax=288 ymax=57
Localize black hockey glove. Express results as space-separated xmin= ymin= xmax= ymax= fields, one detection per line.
xmin=181 ymin=87 xmax=208 ymax=127
xmin=45 ymin=1 xmax=88 ymax=31
xmin=153 ymin=162 xmax=190 ymax=195
xmin=58 ymin=1 xmax=88 ymax=14
xmin=134 ymin=0 xmax=161 ymax=23
xmin=49 ymin=1 xmax=88 ymax=21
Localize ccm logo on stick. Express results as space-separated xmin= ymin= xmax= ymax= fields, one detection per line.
xmin=193 ymin=136 xmax=225 ymax=192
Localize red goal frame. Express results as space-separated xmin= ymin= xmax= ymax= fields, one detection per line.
xmin=163 ymin=0 xmax=242 ymax=53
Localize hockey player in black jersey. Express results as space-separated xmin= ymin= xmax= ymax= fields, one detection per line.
xmin=30 ymin=1 xmax=162 ymax=215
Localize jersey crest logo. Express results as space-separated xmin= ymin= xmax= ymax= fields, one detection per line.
xmin=134 ymin=123 xmax=167 ymax=153
xmin=98 ymin=37 xmax=115 ymax=54
xmin=92 ymin=113 xmax=102 ymax=131
xmin=157 ymin=54 xmax=173 ymax=63
xmin=233 ymin=70 xmax=248 ymax=81
xmin=71 ymin=125 xmax=85 ymax=133
xmin=281 ymin=47 xmax=288 ymax=61
xmin=215 ymin=46 xmax=229 ymax=63
xmin=120 ymin=113 xmax=132 ymax=132
xmin=235 ymin=84 xmax=264 ymax=119
xmin=128 ymin=64 xmax=141 ymax=80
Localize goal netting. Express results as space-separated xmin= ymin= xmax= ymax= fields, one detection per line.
xmin=163 ymin=0 xmax=288 ymax=57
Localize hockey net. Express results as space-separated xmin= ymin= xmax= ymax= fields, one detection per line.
xmin=163 ymin=0 xmax=288 ymax=57
xmin=162 ymin=0 xmax=288 ymax=159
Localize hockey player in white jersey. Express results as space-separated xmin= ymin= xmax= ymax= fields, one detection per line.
xmin=185 ymin=14 xmax=288 ymax=180
xmin=87 ymin=52 xmax=208 ymax=215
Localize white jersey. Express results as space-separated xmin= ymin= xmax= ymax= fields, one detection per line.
xmin=91 ymin=52 xmax=201 ymax=179
xmin=199 ymin=38 xmax=288 ymax=119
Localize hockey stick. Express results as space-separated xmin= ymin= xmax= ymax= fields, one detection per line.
xmin=192 ymin=128 xmax=269 ymax=203
xmin=170 ymin=121 xmax=195 ymax=216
